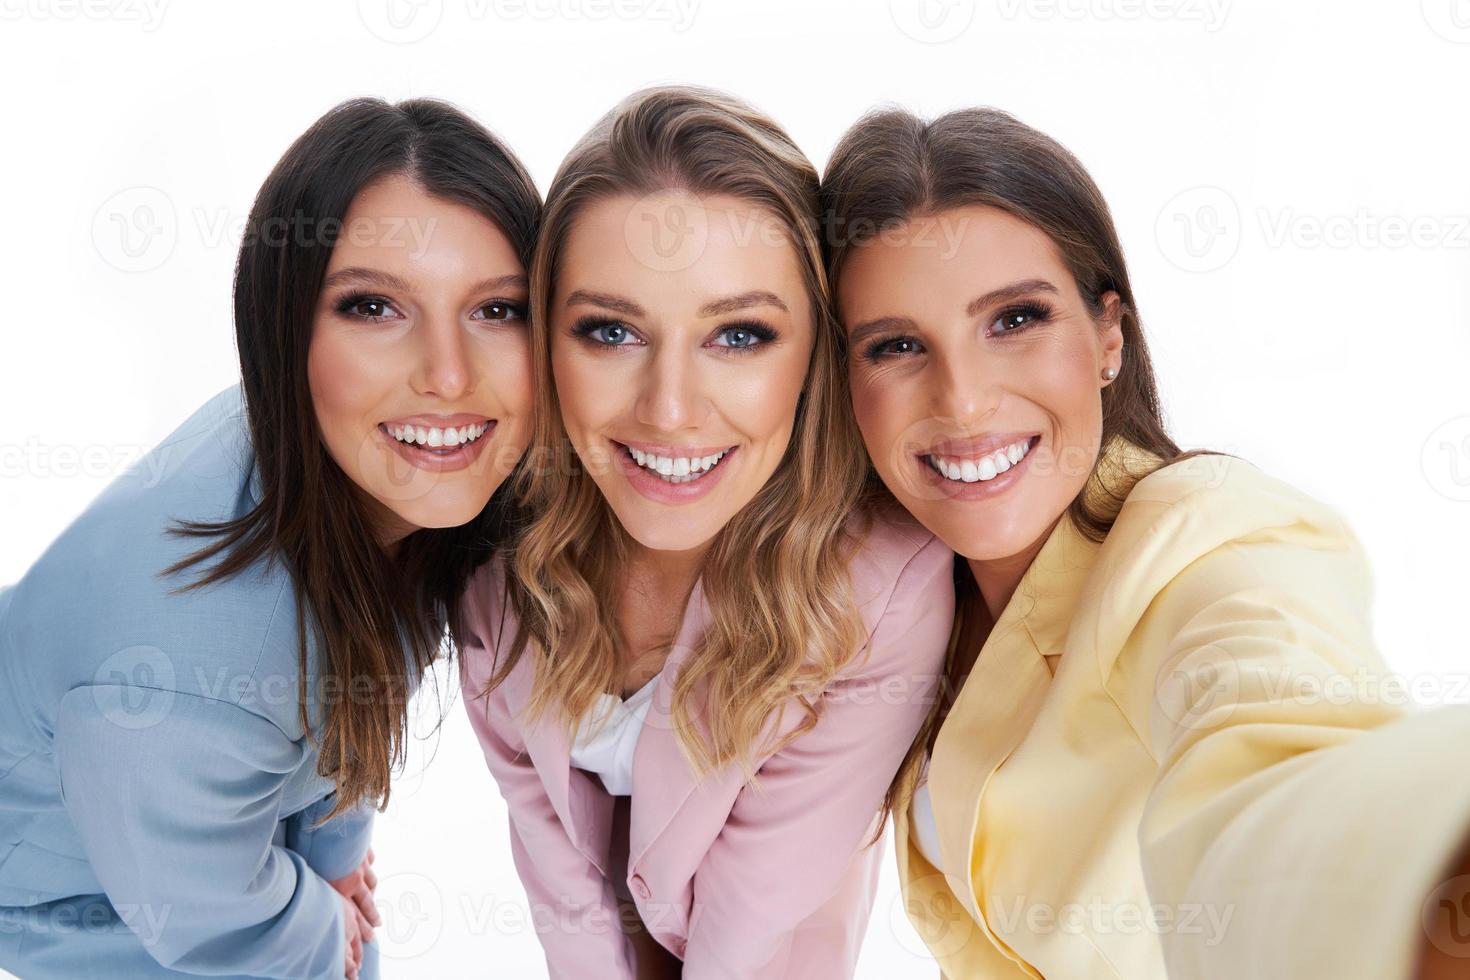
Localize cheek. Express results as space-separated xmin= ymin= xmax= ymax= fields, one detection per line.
xmin=477 ymin=335 xmax=534 ymax=419
xmin=306 ymin=329 xmax=374 ymax=439
xmin=849 ymin=371 xmax=913 ymax=471
xmin=736 ymin=351 xmax=808 ymax=446
xmin=1034 ymin=339 xmax=1105 ymax=439
xmin=549 ymin=345 xmax=607 ymax=437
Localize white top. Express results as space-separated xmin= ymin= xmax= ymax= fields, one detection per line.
xmin=910 ymin=752 xmax=943 ymax=870
xmin=568 ymin=672 xmax=662 ymax=796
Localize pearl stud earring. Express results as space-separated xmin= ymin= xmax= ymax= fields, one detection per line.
xmin=1103 ymin=366 xmax=1119 ymax=381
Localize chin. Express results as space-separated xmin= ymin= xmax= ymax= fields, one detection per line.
xmin=387 ymin=492 xmax=492 ymax=533
xmin=613 ymin=505 xmax=722 ymax=555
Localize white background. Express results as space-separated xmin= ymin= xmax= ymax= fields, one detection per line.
xmin=2 ymin=0 xmax=1468 ymax=976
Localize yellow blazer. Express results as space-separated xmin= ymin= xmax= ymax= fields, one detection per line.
xmin=897 ymin=435 xmax=1470 ymax=978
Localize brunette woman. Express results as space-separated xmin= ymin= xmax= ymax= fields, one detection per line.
xmin=0 ymin=97 xmax=539 ymax=979
xmin=823 ymin=105 xmax=1470 ymax=979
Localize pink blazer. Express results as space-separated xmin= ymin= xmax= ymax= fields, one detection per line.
xmin=456 ymin=511 xmax=954 ymax=979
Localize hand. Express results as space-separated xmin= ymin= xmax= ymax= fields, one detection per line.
xmin=331 ymin=848 xmax=380 ymax=979
xmin=338 ymin=891 xmax=366 ymax=979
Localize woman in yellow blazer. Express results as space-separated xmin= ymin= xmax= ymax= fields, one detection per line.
xmin=818 ymin=105 xmax=1470 ymax=979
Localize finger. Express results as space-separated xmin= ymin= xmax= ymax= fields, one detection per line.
xmin=350 ymin=930 xmax=362 ymax=970
xmin=367 ymin=847 xmax=375 ymax=864
xmin=356 ymin=905 xmax=377 ymax=944
xmin=353 ymin=891 xmax=381 ymax=933
xmin=364 ymin=865 xmax=378 ymax=892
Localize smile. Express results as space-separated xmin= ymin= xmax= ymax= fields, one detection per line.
xmin=922 ymin=435 xmax=1039 ymax=485
xmin=377 ymin=415 xmax=497 ymax=474
xmin=384 ymin=420 xmax=492 ymax=451
xmin=620 ymin=443 xmax=735 ymax=485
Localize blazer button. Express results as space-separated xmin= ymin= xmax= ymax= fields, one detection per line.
xmin=630 ymin=874 xmax=651 ymax=900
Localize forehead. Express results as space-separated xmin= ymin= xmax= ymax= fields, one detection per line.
xmin=838 ymin=205 xmax=1070 ymax=323
xmin=327 ymin=173 xmax=520 ymax=279
xmin=555 ymin=191 xmax=809 ymax=316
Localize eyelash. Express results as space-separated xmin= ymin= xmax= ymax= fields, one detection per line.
xmin=569 ymin=316 xmax=779 ymax=353
xmin=860 ymin=300 xmax=1056 ymax=362
xmin=332 ymin=292 xmax=527 ymax=324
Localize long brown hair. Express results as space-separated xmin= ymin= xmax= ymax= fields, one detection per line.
xmin=166 ymin=97 xmax=541 ymax=821
xmin=484 ymin=85 xmax=871 ymax=789
xmin=820 ymin=105 xmax=1224 ymax=819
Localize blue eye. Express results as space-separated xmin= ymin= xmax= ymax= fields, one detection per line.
xmin=571 ymin=317 xmax=640 ymax=347
xmin=593 ymin=323 xmax=632 ymax=345
xmin=711 ymin=322 xmax=777 ymax=351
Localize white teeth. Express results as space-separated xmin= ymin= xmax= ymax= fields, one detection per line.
xmin=625 ymin=446 xmax=730 ymax=483
xmin=927 ymin=438 xmax=1034 ymax=485
xmin=386 ymin=421 xmax=490 ymax=448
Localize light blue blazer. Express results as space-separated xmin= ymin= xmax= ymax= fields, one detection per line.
xmin=0 ymin=386 xmax=384 ymax=979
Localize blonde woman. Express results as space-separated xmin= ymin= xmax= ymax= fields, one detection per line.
xmin=821 ymin=105 xmax=1470 ymax=979
xmin=455 ymin=86 xmax=955 ymax=978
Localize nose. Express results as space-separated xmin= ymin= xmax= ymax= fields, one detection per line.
xmin=634 ymin=342 xmax=707 ymax=432
xmin=410 ymin=312 xmax=474 ymax=401
xmin=932 ymin=344 xmax=1001 ymax=430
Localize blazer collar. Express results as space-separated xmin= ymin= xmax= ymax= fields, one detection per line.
xmin=926 ymin=435 xmax=1160 ymax=923
xmin=498 ymin=576 xmax=723 ymax=879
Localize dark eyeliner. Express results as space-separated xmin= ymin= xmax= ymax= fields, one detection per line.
xmin=992 ymin=300 xmax=1056 ymax=335
xmin=334 ymin=291 xmax=391 ymax=317
xmin=713 ymin=319 xmax=779 ymax=351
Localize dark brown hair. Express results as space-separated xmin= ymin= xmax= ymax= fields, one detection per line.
xmin=166 ymin=97 xmax=541 ymax=821
xmin=820 ymin=105 xmax=1223 ymax=821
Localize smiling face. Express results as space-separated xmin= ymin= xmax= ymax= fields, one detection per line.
xmin=549 ymin=191 xmax=815 ymax=554
xmin=840 ymin=204 xmax=1124 ymax=567
xmin=306 ymin=173 xmax=533 ymax=545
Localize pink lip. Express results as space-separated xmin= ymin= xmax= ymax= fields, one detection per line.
xmin=919 ymin=431 xmax=1041 ymax=459
xmin=378 ymin=421 xmax=496 ymax=474
xmin=612 ymin=439 xmax=738 ymax=505
xmin=913 ymin=434 xmax=1040 ymax=501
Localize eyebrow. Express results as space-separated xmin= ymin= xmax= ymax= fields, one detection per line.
xmin=563 ymin=289 xmax=644 ymax=317
xmin=697 ymin=290 xmax=789 ymax=317
xmin=322 ymin=268 xmax=528 ymax=295
xmin=847 ymin=279 xmax=1061 ymax=347
xmin=562 ymin=288 xmax=790 ymax=318
xmin=964 ymin=279 xmax=1059 ymax=317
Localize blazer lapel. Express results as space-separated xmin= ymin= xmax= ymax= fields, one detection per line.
xmin=627 ymin=576 xmax=727 ymax=872
xmin=499 ymin=642 xmax=615 ymax=876
xmin=928 ymin=435 xmax=1160 ymax=926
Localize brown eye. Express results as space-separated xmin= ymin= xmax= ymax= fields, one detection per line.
xmin=861 ymin=335 xmax=925 ymax=362
xmin=334 ymin=294 xmax=400 ymax=321
xmin=991 ymin=301 xmax=1054 ymax=335
xmin=475 ymin=301 xmax=526 ymax=322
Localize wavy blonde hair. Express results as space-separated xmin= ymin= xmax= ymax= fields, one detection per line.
xmin=481 ymin=85 xmax=871 ymax=787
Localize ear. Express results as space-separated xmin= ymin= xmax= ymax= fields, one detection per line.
xmin=1095 ymin=290 xmax=1125 ymax=386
